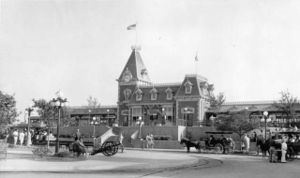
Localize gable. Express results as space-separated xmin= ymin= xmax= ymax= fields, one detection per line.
xmin=118 ymin=48 xmax=151 ymax=83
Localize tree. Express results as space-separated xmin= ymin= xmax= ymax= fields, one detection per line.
xmin=215 ymin=111 xmax=258 ymax=139
xmin=209 ymin=92 xmax=226 ymax=110
xmin=273 ymin=90 xmax=300 ymax=126
xmin=0 ymin=91 xmax=19 ymax=133
xmin=87 ymin=96 xmax=101 ymax=108
xmin=33 ymin=99 xmax=71 ymax=127
xmin=32 ymin=99 xmax=56 ymax=148
xmin=32 ymin=99 xmax=70 ymax=148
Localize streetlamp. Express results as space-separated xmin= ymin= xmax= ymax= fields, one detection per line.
xmin=51 ymin=91 xmax=67 ymax=154
xmin=106 ymin=109 xmax=110 ymax=126
xmin=184 ymin=108 xmax=188 ymax=126
xmin=261 ymin=111 xmax=271 ymax=142
xmin=162 ymin=108 xmax=166 ymax=125
xmin=90 ymin=117 xmax=98 ymax=146
xmin=88 ymin=109 xmax=91 ymax=125
xmin=25 ymin=105 xmax=33 ymax=146
xmin=137 ymin=116 xmax=144 ymax=139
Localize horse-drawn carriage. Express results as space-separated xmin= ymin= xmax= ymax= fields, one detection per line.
xmin=256 ymin=131 xmax=300 ymax=162
xmin=273 ymin=131 xmax=300 ymax=160
xmin=180 ymin=131 xmax=234 ymax=154
xmin=69 ymin=127 xmax=123 ymax=157
xmin=203 ymin=131 xmax=233 ymax=154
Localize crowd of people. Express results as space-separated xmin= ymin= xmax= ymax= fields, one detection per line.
xmin=6 ymin=129 xmax=32 ymax=146
xmin=145 ymin=133 xmax=154 ymax=149
xmin=3 ymin=128 xmax=58 ymax=146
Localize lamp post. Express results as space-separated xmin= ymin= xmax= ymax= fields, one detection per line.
xmin=88 ymin=109 xmax=91 ymax=125
xmin=261 ymin=111 xmax=270 ymax=142
xmin=137 ymin=116 xmax=144 ymax=139
xmin=184 ymin=108 xmax=188 ymax=126
xmin=51 ymin=91 xmax=67 ymax=154
xmin=162 ymin=108 xmax=166 ymax=125
xmin=106 ymin=109 xmax=110 ymax=126
xmin=25 ymin=106 xmax=33 ymax=146
xmin=91 ymin=117 xmax=98 ymax=146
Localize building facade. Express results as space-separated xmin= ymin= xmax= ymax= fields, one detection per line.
xmin=117 ymin=47 xmax=213 ymax=127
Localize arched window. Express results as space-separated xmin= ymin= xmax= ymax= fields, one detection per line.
xmin=165 ymin=88 xmax=173 ymax=100
xmin=184 ymin=80 xmax=193 ymax=94
xmin=150 ymin=88 xmax=158 ymax=100
xmin=123 ymin=89 xmax=132 ymax=100
xmin=135 ymin=89 xmax=143 ymax=101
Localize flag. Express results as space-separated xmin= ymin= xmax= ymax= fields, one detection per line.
xmin=127 ymin=24 xmax=136 ymax=30
xmin=131 ymin=129 xmax=139 ymax=140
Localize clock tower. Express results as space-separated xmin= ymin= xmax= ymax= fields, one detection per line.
xmin=117 ymin=46 xmax=152 ymax=126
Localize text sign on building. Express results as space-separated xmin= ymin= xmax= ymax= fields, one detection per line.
xmin=181 ymin=107 xmax=195 ymax=114
xmin=121 ymin=110 xmax=129 ymax=115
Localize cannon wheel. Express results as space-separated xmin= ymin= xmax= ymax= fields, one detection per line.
xmin=214 ymin=143 xmax=224 ymax=154
xmin=102 ymin=141 xmax=119 ymax=157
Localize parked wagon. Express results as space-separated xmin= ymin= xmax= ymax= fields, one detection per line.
xmin=202 ymin=131 xmax=234 ymax=154
xmin=272 ymin=131 xmax=300 ymax=160
xmin=180 ymin=131 xmax=234 ymax=154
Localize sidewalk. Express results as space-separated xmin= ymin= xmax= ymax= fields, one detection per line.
xmin=0 ymin=148 xmax=203 ymax=173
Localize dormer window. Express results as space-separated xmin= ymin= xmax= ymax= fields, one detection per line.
xmin=165 ymin=88 xmax=173 ymax=100
xmin=135 ymin=89 xmax=143 ymax=101
xmin=123 ymin=89 xmax=132 ymax=100
xmin=150 ymin=88 xmax=158 ymax=100
xmin=184 ymin=80 xmax=193 ymax=94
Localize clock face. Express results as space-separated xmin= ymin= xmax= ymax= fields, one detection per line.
xmin=124 ymin=74 xmax=131 ymax=82
xmin=122 ymin=68 xmax=132 ymax=82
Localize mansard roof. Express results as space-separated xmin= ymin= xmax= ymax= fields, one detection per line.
xmin=118 ymin=48 xmax=151 ymax=83
xmin=175 ymin=74 xmax=211 ymax=99
xmin=128 ymin=83 xmax=180 ymax=104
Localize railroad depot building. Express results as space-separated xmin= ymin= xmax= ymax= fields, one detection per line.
xmin=68 ymin=47 xmax=213 ymax=127
xmin=117 ymin=47 xmax=213 ymax=127
xmin=67 ymin=47 xmax=300 ymax=128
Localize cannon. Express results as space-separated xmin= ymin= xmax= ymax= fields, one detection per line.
xmin=90 ymin=141 xmax=121 ymax=156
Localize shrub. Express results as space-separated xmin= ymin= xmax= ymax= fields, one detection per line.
xmin=55 ymin=151 xmax=71 ymax=157
xmin=153 ymin=135 xmax=172 ymax=141
xmin=32 ymin=147 xmax=52 ymax=157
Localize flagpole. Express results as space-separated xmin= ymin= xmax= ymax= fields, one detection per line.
xmin=135 ymin=22 xmax=138 ymax=47
xmin=195 ymin=52 xmax=198 ymax=75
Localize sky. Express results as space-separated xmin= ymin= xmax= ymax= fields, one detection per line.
xmin=1 ymin=0 xmax=300 ymax=122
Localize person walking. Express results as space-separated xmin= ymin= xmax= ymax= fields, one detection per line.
xmin=19 ymin=130 xmax=25 ymax=146
xmin=221 ymin=135 xmax=227 ymax=154
xmin=13 ymin=129 xmax=18 ymax=145
xmin=228 ymin=136 xmax=235 ymax=152
xmin=243 ymin=134 xmax=250 ymax=153
xmin=149 ymin=134 xmax=154 ymax=149
xmin=118 ymin=132 xmax=124 ymax=153
xmin=146 ymin=133 xmax=151 ymax=149
xmin=281 ymin=137 xmax=287 ymax=163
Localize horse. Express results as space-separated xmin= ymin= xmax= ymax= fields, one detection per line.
xmin=69 ymin=141 xmax=87 ymax=157
xmin=256 ymin=139 xmax=270 ymax=157
xmin=180 ymin=138 xmax=201 ymax=153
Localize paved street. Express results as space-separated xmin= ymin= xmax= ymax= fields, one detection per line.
xmin=1 ymin=148 xmax=300 ymax=178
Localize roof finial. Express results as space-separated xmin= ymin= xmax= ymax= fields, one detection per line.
xmin=131 ymin=45 xmax=141 ymax=51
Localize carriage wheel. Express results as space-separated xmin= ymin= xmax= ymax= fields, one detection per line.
xmin=102 ymin=141 xmax=119 ymax=157
xmin=214 ymin=143 xmax=223 ymax=154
